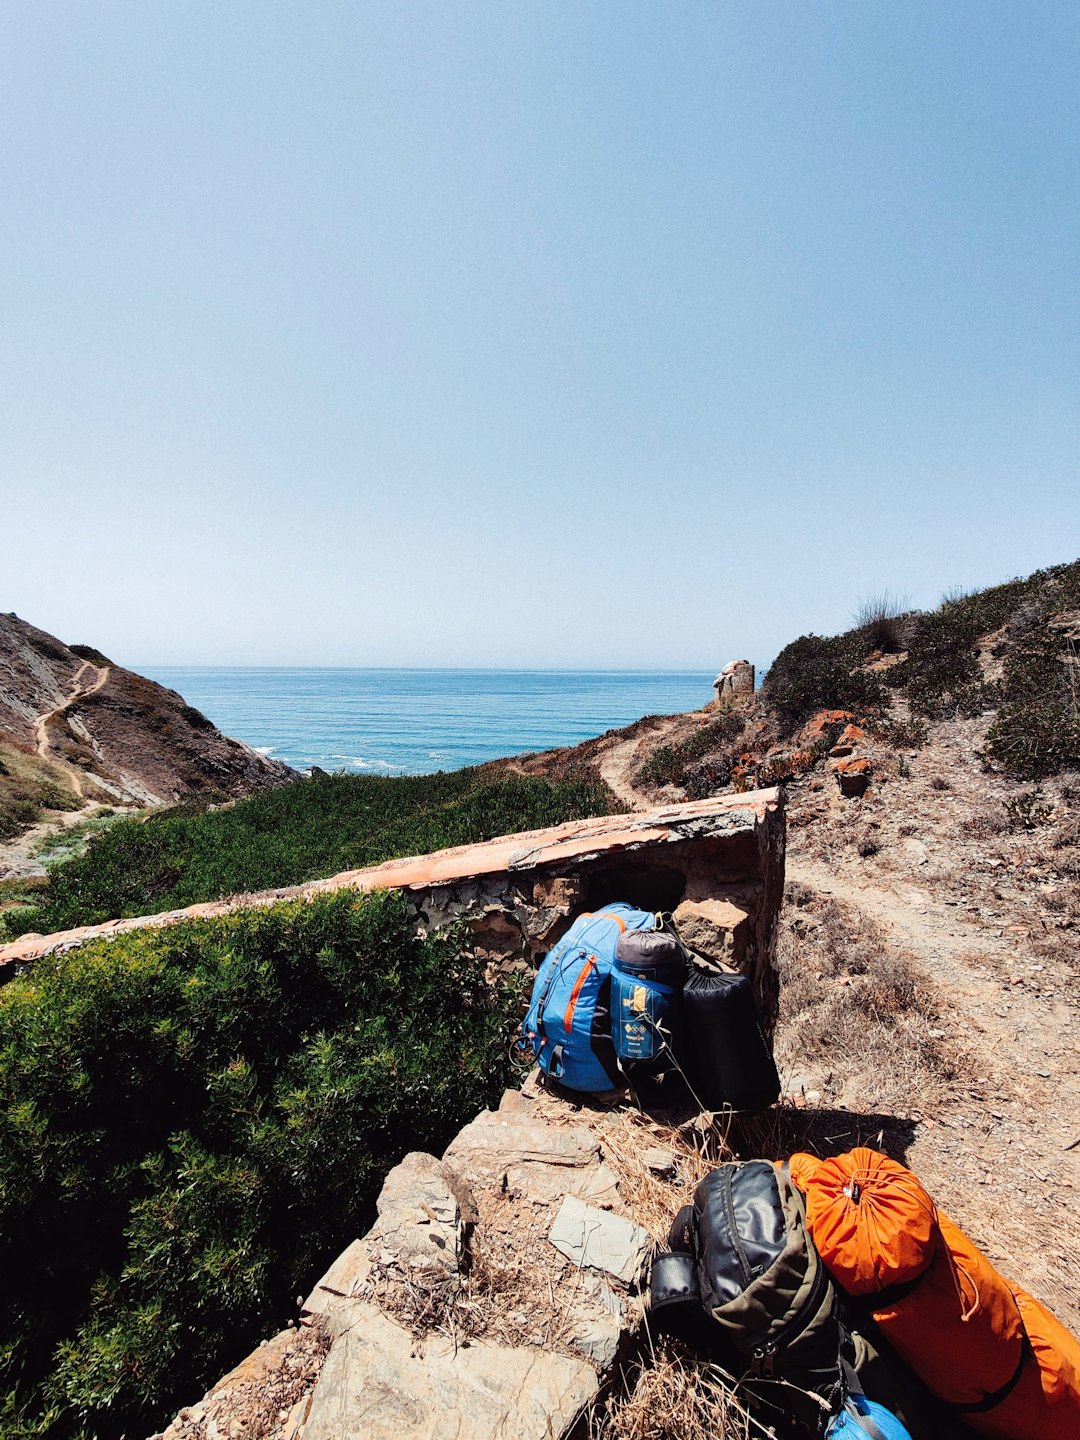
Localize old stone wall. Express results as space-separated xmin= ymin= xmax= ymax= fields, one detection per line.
xmin=1 ymin=793 xmax=785 ymax=1007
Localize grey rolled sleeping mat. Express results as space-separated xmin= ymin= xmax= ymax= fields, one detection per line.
xmin=610 ymin=921 xmax=781 ymax=1113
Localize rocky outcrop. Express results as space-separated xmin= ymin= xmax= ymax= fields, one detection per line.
xmin=832 ymin=756 xmax=873 ymax=797
xmin=713 ymin=659 xmax=755 ymax=702
xmin=0 ymin=611 xmax=294 ymax=811
xmin=153 ymin=1082 xmax=730 ymax=1440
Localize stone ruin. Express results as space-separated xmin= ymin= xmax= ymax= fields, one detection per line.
xmin=0 ymin=791 xmax=786 ymax=1031
xmin=138 ymin=789 xmax=786 ymax=1440
xmin=713 ymin=658 xmax=755 ymax=703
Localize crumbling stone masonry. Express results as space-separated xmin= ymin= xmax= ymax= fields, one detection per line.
xmin=713 ymin=659 xmax=755 ymax=703
xmin=0 ymin=790 xmax=786 ymax=1031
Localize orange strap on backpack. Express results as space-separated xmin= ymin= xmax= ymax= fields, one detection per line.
xmin=790 ymin=1147 xmax=1080 ymax=1439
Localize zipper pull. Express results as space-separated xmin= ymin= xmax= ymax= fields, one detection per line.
xmin=752 ymin=1342 xmax=776 ymax=1377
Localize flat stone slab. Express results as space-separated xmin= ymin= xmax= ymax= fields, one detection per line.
xmin=373 ymin=1151 xmax=477 ymax=1275
xmin=548 ymin=1194 xmax=652 ymax=1285
xmin=444 ymin=1111 xmax=621 ymax=1207
xmin=302 ymin=1303 xmax=596 ymax=1440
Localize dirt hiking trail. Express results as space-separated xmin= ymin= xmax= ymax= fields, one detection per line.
xmin=781 ymin=712 xmax=1080 ymax=1327
xmin=32 ymin=661 xmax=110 ymax=798
xmin=596 ymin=714 xmax=690 ymax=809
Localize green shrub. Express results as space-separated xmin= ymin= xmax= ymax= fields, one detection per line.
xmin=1002 ymin=788 xmax=1056 ymax=829
xmin=633 ymin=745 xmax=684 ymax=788
xmin=982 ymin=625 xmax=1080 ymax=778
xmin=67 ymin=646 xmax=111 ymax=667
xmin=27 ymin=634 xmax=70 ymax=665
xmin=179 ymin=705 xmax=214 ymax=731
xmin=762 ymin=633 xmax=885 ymax=728
xmin=631 ymin=710 xmax=747 ymax=794
xmin=22 ymin=772 xmax=611 ymax=933
xmin=886 ymin=606 xmax=985 ymax=718
xmin=871 ymin=716 xmax=929 ymax=750
xmin=0 ymin=890 xmax=517 ymax=1437
xmin=985 ymin=699 xmax=1080 ymax=780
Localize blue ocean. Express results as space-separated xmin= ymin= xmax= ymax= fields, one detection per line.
xmin=139 ymin=669 xmax=714 ymax=776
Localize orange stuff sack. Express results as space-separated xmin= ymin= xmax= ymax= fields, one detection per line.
xmin=790 ymin=1148 xmax=1080 ymax=1439
xmin=972 ymin=1287 xmax=1080 ymax=1440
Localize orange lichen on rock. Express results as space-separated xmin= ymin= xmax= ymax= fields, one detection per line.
xmin=829 ymin=723 xmax=866 ymax=757
xmin=833 ymin=756 xmax=872 ymax=797
xmin=801 ymin=709 xmax=855 ymax=745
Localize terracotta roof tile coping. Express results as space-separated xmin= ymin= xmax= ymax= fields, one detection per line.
xmin=0 ymin=789 xmax=780 ymax=970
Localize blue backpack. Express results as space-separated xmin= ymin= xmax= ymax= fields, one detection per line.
xmin=521 ymin=904 xmax=658 ymax=1093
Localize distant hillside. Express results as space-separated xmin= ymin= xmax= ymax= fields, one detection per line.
xmin=506 ymin=558 xmax=1080 ymax=802
xmin=0 ymin=612 xmax=294 ymax=838
xmin=762 ymin=558 xmax=1080 ymax=777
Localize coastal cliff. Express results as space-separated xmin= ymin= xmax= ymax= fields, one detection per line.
xmin=0 ymin=612 xmax=294 ymax=835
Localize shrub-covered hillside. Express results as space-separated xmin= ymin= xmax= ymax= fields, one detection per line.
xmin=763 ymin=558 xmax=1080 ymax=778
xmin=2 ymin=769 xmax=612 ymax=939
xmin=0 ymin=889 xmax=517 ymax=1438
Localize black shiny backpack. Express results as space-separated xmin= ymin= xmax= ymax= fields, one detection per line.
xmin=648 ymin=1162 xmax=932 ymax=1439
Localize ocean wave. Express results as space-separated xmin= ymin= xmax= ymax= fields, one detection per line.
xmin=294 ymin=754 xmax=404 ymax=774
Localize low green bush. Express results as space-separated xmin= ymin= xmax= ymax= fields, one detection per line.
xmin=632 ymin=709 xmax=747 ymax=794
xmin=762 ymin=633 xmax=885 ymax=728
xmin=67 ymin=645 xmax=112 ymax=667
xmin=19 ymin=772 xmax=612 ymax=934
xmin=633 ymin=745 xmax=684 ymax=788
xmin=870 ymin=715 xmax=929 ymax=750
xmin=0 ymin=889 xmax=517 ymax=1437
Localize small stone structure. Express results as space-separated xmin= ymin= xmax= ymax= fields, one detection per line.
xmin=713 ymin=659 xmax=755 ymax=703
xmin=0 ymin=792 xmax=786 ymax=1029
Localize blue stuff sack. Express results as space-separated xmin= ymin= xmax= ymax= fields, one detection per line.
xmin=610 ymin=929 xmax=684 ymax=1063
xmin=827 ymin=1396 xmax=913 ymax=1440
xmin=521 ymin=904 xmax=657 ymax=1093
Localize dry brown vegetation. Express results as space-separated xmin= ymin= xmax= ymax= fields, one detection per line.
xmin=588 ymin=1343 xmax=755 ymax=1440
xmin=775 ymin=883 xmax=962 ymax=1115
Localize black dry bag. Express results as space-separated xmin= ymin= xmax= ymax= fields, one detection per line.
xmin=682 ymin=965 xmax=780 ymax=1113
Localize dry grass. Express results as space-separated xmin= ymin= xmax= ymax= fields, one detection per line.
xmin=590 ymin=1108 xmax=727 ymax=1244
xmin=853 ymin=591 xmax=911 ymax=653
xmin=775 ymin=885 xmax=961 ymax=1114
xmin=588 ymin=1341 xmax=758 ymax=1440
xmin=362 ymin=1196 xmax=583 ymax=1355
xmin=960 ymin=803 xmax=1011 ymax=838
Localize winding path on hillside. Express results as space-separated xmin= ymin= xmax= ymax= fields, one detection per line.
xmin=33 ymin=660 xmax=111 ymax=798
xmin=597 ymin=713 xmax=694 ymax=810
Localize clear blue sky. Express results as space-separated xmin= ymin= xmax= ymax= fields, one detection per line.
xmin=3 ymin=2 xmax=1078 ymax=669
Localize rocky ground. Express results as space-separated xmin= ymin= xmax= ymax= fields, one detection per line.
xmin=777 ymin=713 xmax=1080 ymax=1329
